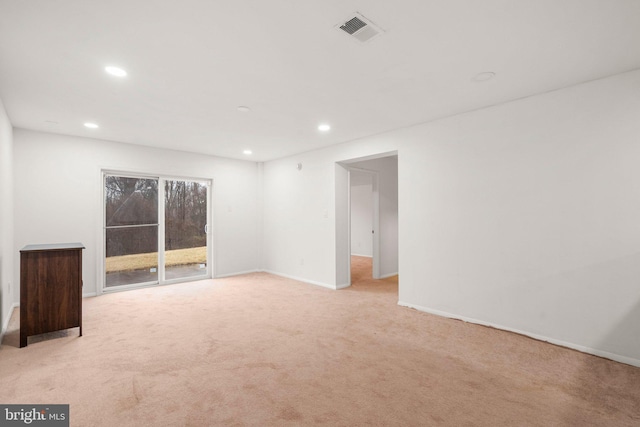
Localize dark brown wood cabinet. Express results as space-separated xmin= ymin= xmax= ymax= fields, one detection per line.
xmin=20 ymin=243 xmax=85 ymax=348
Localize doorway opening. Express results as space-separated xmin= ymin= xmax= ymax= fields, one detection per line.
xmin=349 ymin=168 xmax=379 ymax=280
xmin=335 ymin=152 xmax=398 ymax=291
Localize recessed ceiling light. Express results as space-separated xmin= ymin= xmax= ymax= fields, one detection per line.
xmin=84 ymin=122 xmax=99 ymax=129
xmin=105 ymin=66 xmax=127 ymax=77
xmin=472 ymin=72 xmax=496 ymax=82
xmin=243 ymin=149 xmax=252 ymax=155
xmin=237 ymin=106 xmax=251 ymax=113
xmin=318 ymin=123 xmax=331 ymax=132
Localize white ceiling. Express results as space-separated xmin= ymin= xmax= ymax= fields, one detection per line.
xmin=1 ymin=0 xmax=639 ymax=161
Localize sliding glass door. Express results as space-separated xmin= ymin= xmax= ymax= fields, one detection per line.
xmin=105 ymin=175 xmax=159 ymax=288
xmin=104 ymin=173 xmax=210 ymax=290
xmin=164 ymin=179 xmax=208 ymax=281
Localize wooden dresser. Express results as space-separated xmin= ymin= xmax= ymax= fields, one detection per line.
xmin=20 ymin=243 xmax=85 ymax=348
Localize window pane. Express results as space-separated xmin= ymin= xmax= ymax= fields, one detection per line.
xmin=105 ymin=176 xmax=158 ymax=226
xmin=105 ymin=226 xmax=158 ymax=287
xmin=165 ymin=180 xmax=207 ymax=280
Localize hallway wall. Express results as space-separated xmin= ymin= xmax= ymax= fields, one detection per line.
xmin=350 ymin=171 xmax=373 ymax=257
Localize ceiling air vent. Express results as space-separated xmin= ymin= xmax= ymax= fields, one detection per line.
xmin=336 ymin=12 xmax=384 ymax=43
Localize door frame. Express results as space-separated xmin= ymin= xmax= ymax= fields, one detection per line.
xmin=335 ymin=150 xmax=398 ymax=289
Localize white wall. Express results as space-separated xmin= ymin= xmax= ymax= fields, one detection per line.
xmin=261 ymin=157 xmax=339 ymax=288
xmin=350 ymin=172 xmax=373 ymax=257
xmin=13 ymin=129 xmax=261 ymax=298
xmin=0 ymin=98 xmax=14 ymax=335
xmin=398 ymin=70 xmax=640 ymax=366
xmin=263 ymin=69 xmax=640 ymax=366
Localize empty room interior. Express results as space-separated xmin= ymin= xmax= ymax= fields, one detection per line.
xmin=1 ymin=1 xmax=640 ymax=425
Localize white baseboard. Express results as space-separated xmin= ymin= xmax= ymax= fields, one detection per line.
xmin=336 ymin=283 xmax=351 ymax=290
xmin=380 ymin=272 xmax=398 ymax=279
xmin=83 ymin=292 xmax=97 ymax=298
xmin=351 ymin=253 xmax=373 ymax=258
xmin=262 ymin=270 xmax=337 ymax=290
xmin=398 ymin=300 xmax=640 ymax=369
xmin=214 ymin=269 xmax=260 ymax=279
xmin=1 ymin=302 xmax=19 ymax=345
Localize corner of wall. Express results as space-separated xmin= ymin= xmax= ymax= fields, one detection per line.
xmin=257 ymin=161 xmax=264 ymax=272
xmin=0 ymin=97 xmax=15 ymax=340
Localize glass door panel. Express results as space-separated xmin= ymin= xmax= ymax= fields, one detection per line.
xmin=164 ymin=179 xmax=208 ymax=280
xmin=105 ymin=176 xmax=159 ymax=287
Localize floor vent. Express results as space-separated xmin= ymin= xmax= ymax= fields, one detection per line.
xmin=336 ymin=12 xmax=384 ymax=43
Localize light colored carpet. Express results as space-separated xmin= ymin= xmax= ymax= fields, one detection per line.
xmin=1 ymin=256 xmax=639 ymax=426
